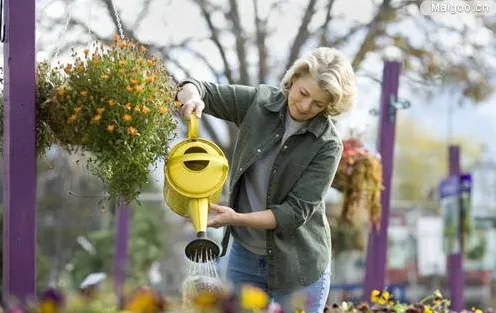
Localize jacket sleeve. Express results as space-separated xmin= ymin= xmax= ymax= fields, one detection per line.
xmin=178 ymin=79 xmax=258 ymax=126
xmin=269 ymin=139 xmax=343 ymax=233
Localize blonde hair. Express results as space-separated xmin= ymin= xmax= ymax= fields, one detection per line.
xmin=280 ymin=47 xmax=357 ymax=117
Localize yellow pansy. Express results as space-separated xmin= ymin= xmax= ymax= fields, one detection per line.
xmin=240 ymin=285 xmax=269 ymax=310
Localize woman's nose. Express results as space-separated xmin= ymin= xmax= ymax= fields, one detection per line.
xmin=300 ymin=99 xmax=312 ymax=112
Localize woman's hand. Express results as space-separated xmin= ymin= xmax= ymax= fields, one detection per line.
xmin=177 ymin=83 xmax=205 ymax=119
xmin=207 ymin=203 xmax=239 ymax=228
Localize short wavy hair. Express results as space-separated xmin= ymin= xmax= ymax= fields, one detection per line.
xmin=280 ymin=47 xmax=357 ymax=117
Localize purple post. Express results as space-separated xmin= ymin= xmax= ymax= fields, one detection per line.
xmin=2 ymin=0 xmax=37 ymax=303
xmin=363 ymin=61 xmax=402 ymax=301
xmin=448 ymin=145 xmax=463 ymax=311
xmin=112 ymin=196 xmax=130 ymax=305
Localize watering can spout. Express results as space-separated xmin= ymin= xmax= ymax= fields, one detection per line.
xmin=185 ymin=198 xmax=220 ymax=262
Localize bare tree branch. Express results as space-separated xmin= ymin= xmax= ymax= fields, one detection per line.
xmin=132 ymin=0 xmax=154 ymax=30
xmin=351 ymin=0 xmax=393 ymax=69
xmin=283 ymin=0 xmax=318 ymax=72
xmin=319 ymin=0 xmax=336 ymax=46
xmin=253 ymin=0 xmax=268 ymax=83
xmin=326 ymin=23 xmax=366 ymax=48
xmin=179 ymin=46 xmax=224 ymax=81
xmin=100 ymin=0 xmax=134 ymax=38
xmin=194 ymin=0 xmax=234 ymax=83
xmin=227 ymin=0 xmax=250 ymax=84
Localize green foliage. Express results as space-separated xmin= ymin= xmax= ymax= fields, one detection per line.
xmin=69 ymin=199 xmax=166 ymax=287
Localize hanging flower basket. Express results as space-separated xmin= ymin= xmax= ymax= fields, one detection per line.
xmin=44 ymin=35 xmax=177 ymax=202
xmin=331 ymin=137 xmax=383 ymax=231
xmin=1 ymin=35 xmax=178 ymax=203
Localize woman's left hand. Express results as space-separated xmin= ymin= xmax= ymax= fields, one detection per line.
xmin=207 ymin=203 xmax=239 ymax=228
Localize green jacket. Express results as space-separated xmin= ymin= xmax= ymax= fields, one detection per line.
xmin=180 ymin=79 xmax=343 ymax=292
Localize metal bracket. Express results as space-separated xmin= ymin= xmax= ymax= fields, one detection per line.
xmin=369 ymin=94 xmax=411 ymax=122
xmin=388 ymin=94 xmax=410 ymax=122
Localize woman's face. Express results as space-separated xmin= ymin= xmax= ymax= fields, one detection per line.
xmin=287 ymin=74 xmax=332 ymax=121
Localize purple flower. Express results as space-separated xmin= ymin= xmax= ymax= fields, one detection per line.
xmin=39 ymin=288 xmax=64 ymax=306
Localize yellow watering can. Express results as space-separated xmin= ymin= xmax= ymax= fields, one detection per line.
xmin=163 ymin=115 xmax=229 ymax=262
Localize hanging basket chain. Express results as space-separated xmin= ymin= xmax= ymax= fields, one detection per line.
xmin=53 ymin=8 xmax=73 ymax=60
xmin=110 ymin=0 xmax=125 ymax=39
xmin=86 ymin=0 xmax=94 ymax=43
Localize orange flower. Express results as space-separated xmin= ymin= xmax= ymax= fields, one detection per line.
xmin=101 ymin=74 xmax=109 ymax=80
xmin=130 ymin=79 xmax=140 ymax=86
xmin=126 ymin=86 xmax=134 ymax=93
xmin=113 ymin=34 xmax=121 ymax=43
xmin=96 ymin=107 xmax=105 ymax=114
xmin=123 ymin=114 xmax=132 ymax=122
xmin=145 ymin=75 xmax=157 ymax=83
xmin=67 ymin=114 xmax=77 ymax=123
xmin=135 ymin=86 xmax=144 ymax=93
xmin=107 ymin=124 xmax=115 ymax=132
xmin=56 ymin=88 xmax=64 ymax=96
xmin=119 ymin=59 xmax=127 ymax=66
xmin=74 ymin=106 xmax=82 ymax=113
xmin=140 ymin=46 xmax=147 ymax=53
xmin=124 ymin=103 xmax=132 ymax=110
xmin=119 ymin=40 xmax=127 ymax=48
xmin=83 ymin=49 xmax=89 ymax=56
xmin=134 ymin=106 xmax=141 ymax=112
xmin=127 ymin=127 xmax=137 ymax=135
xmin=80 ymin=90 xmax=88 ymax=96
xmin=64 ymin=64 xmax=72 ymax=73
xmin=142 ymin=105 xmax=151 ymax=113
xmin=159 ymin=106 xmax=168 ymax=114
xmin=91 ymin=114 xmax=102 ymax=123
xmin=108 ymin=99 xmax=117 ymax=107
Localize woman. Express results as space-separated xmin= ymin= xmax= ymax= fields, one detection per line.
xmin=176 ymin=47 xmax=356 ymax=313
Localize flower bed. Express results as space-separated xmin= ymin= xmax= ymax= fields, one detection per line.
xmin=3 ymin=285 xmax=491 ymax=313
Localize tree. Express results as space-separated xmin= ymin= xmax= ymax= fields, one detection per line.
xmin=392 ymin=115 xmax=482 ymax=202
xmin=36 ymin=0 xmax=495 ymax=157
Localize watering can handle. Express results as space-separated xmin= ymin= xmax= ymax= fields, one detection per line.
xmin=188 ymin=115 xmax=199 ymax=139
xmin=168 ymin=153 xmax=228 ymax=168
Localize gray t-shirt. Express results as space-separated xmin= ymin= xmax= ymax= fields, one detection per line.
xmin=232 ymin=111 xmax=308 ymax=255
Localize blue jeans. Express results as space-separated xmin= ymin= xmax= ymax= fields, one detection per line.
xmin=226 ymin=239 xmax=331 ymax=313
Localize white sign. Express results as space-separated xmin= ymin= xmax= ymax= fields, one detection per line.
xmin=416 ymin=217 xmax=446 ymax=276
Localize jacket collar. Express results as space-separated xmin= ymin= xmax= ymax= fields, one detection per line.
xmin=263 ymin=93 xmax=329 ymax=138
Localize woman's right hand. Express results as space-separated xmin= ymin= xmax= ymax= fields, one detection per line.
xmin=176 ymin=83 xmax=205 ymax=120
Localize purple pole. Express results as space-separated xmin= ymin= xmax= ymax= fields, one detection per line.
xmin=363 ymin=61 xmax=402 ymax=301
xmin=2 ymin=0 xmax=37 ymax=303
xmin=448 ymin=145 xmax=463 ymax=311
xmin=112 ymin=196 xmax=130 ymax=305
